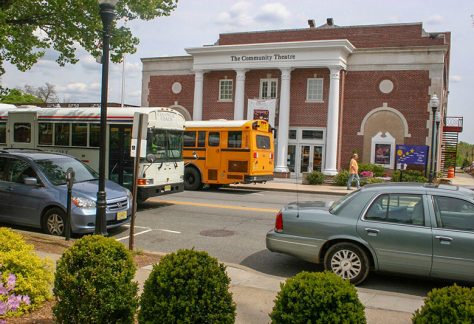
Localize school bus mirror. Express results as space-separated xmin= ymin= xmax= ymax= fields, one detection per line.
xmin=146 ymin=154 xmax=156 ymax=163
xmin=192 ymin=151 xmax=199 ymax=160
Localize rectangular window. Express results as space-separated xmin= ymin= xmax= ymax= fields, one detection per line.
xmin=306 ymin=78 xmax=324 ymax=101
xmin=72 ymin=123 xmax=88 ymax=147
xmin=184 ymin=131 xmax=197 ymax=147
xmin=219 ymin=79 xmax=233 ymax=101
xmin=260 ymin=79 xmax=278 ymax=99
xmin=89 ymin=124 xmax=100 ymax=147
xmin=288 ymin=130 xmax=297 ymax=140
xmin=208 ymin=132 xmax=220 ymax=147
xmin=14 ymin=123 xmax=31 ymax=143
xmin=198 ymin=131 xmax=206 ymax=147
xmin=38 ymin=123 xmax=53 ymax=145
xmin=302 ymin=130 xmax=323 ymax=140
xmin=0 ymin=123 xmax=6 ymax=144
xmin=228 ymin=131 xmax=242 ymax=148
xmin=55 ymin=123 xmax=70 ymax=146
xmin=256 ymin=135 xmax=270 ymax=149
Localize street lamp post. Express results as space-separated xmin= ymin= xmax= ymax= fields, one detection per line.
xmin=429 ymin=94 xmax=440 ymax=183
xmin=433 ymin=111 xmax=442 ymax=180
xmin=96 ymin=0 xmax=118 ymax=235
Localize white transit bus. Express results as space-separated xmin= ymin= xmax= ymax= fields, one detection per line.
xmin=0 ymin=105 xmax=185 ymax=201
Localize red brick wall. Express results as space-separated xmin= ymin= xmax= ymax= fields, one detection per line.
xmin=340 ymin=70 xmax=431 ymax=167
xmin=219 ymin=24 xmax=448 ymax=48
xmin=202 ymin=71 xmax=235 ymax=120
xmin=148 ymin=75 xmax=194 ymax=116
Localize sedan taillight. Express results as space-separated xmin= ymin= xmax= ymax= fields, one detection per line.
xmin=275 ymin=211 xmax=283 ymax=233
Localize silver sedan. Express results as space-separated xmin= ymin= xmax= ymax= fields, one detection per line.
xmin=266 ymin=183 xmax=474 ymax=285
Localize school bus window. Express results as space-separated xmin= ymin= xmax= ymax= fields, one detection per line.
xmin=184 ymin=131 xmax=196 ymax=147
xmin=208 ymin=132 xmax=220 ymax=147
xmin=72 ymin=123 xmax=88 ymax=147
xmin=14 ymin=123 xmax=31 ymax=143
xmin=89 ymin=124 xmax=100 ymax=147
xmin=228 ymin=131 xmax=242 ymax=148
xmin=38 ymin=123 xmax=53 ymax=145
xmin=256 ymin=135 xmax=270 ymax=149
xmin=55 ymin=123 xmax=70 ymax=146
xmin=0 ymin=123 xmax=6 ymax=144
xmin=198 ymin=131 xmax=206 ymax=147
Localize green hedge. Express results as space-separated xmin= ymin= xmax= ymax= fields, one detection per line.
xmin=391 ymin=170 xmax=427 ymax=183
xmin=412 ymin=284 xmax=474 ymax=323
xmin=305 ymin=171 xmax=325 ymax=185
xmin=270 ymin=271 xmax=366 ymax=323
xmin=53 ymin=235 xmax=138 ymax=324
xmin=139 ymin=249 xmax=235 ymax=323
xmin=359 ymin=163 xmax=385 ymax=177
xmin=334 ymin=170 xmax=349 ymax=186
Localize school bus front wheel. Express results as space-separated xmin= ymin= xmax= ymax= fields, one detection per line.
xmin=184 ymin=166 xmax=203 ymax=191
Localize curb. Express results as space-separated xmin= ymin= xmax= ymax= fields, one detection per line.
xmin=230 ymin=185 xmax=348 ymax=196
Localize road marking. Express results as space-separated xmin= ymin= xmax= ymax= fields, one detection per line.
xmin=116 ymin=229 xmax=152 ymax=241
xmin=123 ymin=225 xmax=149 ymax=229
xmin=157 ymin=229 xmax=181 ymax=234
xmin=148 ymin=198 xmax=279 ymax=213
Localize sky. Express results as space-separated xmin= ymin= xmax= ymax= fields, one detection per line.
xmin=2 ymin=0 xmax=474 ymax=142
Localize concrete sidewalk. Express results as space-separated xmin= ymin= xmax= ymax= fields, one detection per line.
xmin=38 ymin=250 xmax=421 ymax=323
xmin=231 ymin=171 xmax=474 ymax=196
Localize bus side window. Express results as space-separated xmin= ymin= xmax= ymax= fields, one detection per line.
xmin=198 ymin=131 xmax=206 ymax=147
xmin=228 ymin=131 xmax=242 ymax=148
xmin=184 ymin=131 xmax=196 ymax=147
xmin=208 ymin=132 xmax=220 ymax=147
xmin=0 ymin=123 xmax=6 ymax=144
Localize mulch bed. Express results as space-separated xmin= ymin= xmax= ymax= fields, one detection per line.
xmin=6 ymin=231 xmax=162 ymax=323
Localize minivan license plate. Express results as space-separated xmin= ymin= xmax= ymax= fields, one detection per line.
xmin=117 ymin=211 xmax=127 ymax=221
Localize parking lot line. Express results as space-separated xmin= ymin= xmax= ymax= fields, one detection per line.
xmin=116 ymin=229 xmax=152 ymax=241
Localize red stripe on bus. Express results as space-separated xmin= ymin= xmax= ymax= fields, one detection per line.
xmin=39 ymin=116 xmax=133 ymax=119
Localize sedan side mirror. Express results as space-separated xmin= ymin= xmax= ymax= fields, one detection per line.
xmin=23 ymin=177 xmax=38 ymax=186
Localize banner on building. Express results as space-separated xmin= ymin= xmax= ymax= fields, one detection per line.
xmin=395 ymin=145 xmax=429 ymax=166
xmin=247 ymin=99 xmax=276 ymax=127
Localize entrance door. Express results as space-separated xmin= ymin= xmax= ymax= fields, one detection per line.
xmin=109 ymin=125 xmax=133 ymax=189
xmin=7 ymin=112 xmax=37 ymax=149
xmin=300 ymin=145 xmax=323 ymax=173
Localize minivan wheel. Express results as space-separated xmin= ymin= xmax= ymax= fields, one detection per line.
xmin=324 ymin=242 xmax=370 ymax=285
xmin=184 ymin=167 xmax=202 ymax=191
xmin=42 ymin=208 xmax=66 ymax=236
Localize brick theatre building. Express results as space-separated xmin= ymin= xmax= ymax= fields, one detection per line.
xmin=141 ymin=19 xmax=451 ymax=177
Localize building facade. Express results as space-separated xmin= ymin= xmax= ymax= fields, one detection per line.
xmin=141 ymin=19 xmax=451 ymax=177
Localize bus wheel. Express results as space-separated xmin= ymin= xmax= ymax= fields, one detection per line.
xmin=184 ymin=167 xmax=202 ymax=191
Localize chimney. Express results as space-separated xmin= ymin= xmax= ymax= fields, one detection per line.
xmin=308 ymin=19 xmax=315 ymax=28
xmin=326 ymin=18 xmax=334 ymax=26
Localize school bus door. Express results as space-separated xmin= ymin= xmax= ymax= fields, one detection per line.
xmin=206 ymin=131 xmax=221 ymax=182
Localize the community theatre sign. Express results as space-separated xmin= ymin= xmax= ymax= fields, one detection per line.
xmin=141 ymin=20 xmax=450 ymax=176
xmin=230 ymin=54 xmax=296 ymax=62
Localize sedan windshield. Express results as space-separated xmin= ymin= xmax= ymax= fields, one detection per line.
xmin=35 ymin=157 xmax=99 ymax=185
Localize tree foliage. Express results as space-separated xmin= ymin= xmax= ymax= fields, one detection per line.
xmin=0 ymin=88 xmax=43 ymax=104
xmin=0 ymin=0 xmax=178 ymax=74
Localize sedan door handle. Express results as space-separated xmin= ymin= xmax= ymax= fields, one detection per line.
xmin=435 ymin=235 xmax=453 ymax=243
xmin=365 ymin=228 xmax=380 ymax=236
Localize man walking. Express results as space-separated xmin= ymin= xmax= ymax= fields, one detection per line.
xmin=347 ymin=153 xmax=360 ymax=190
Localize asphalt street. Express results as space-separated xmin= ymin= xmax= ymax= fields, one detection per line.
xmin=108 ymin=187 xmax=456 ymax=298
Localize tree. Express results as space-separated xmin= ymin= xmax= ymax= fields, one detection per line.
xmin=0 ymin=88 xmax=44 ymax=104
xmin=24 ymin=83 xmax=58 ymax=103
xmin=0 ymin=0 xmax=178 ymax=74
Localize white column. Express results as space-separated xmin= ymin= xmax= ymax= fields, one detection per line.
xmin=234 ymin=69 xmax=247 ymax=120
xmin=274 ymin=68 xmax=292 ymax=173
xmin=193 ymin=70 xmax=204 ymax=120
xmin=323 ymin=66 xmax=342 ymax=175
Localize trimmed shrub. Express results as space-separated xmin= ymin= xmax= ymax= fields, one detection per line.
xmin=392 ymin=170 xmax=427 ymax=183
xmin=139 ymin=249 xmax=235 ymax=324
xmin=306 ymin=171 xmax=325 ymax=185
xmin=412 ymin=284 xmax=474 ymax=323
xmin=334 ymin=170 xmax=349 ymax=186
xmin=361 ymin=177 xmax=385 ymax=186
xmin=0 ymin=228 xmax=54 ymax=317
xmin=270 ymin=271 xmax=366 ymax=323
xmin=359 ymin=163 xmax=385 ymax=177
xmin=53 ymin=235 xmax=138 ymax=324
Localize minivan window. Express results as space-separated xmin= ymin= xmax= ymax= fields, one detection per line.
xmin=35 ymin=157 xmax=98 ymax=185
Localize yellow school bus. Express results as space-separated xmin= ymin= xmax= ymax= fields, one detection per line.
xmin=183 ymin=119 xmax=274 ymax=190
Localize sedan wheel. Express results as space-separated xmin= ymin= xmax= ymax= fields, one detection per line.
xmin=324 ymin=243 xmax=370 ymax=285
xmin=43 ymin=208 xmax=66 ymax=236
